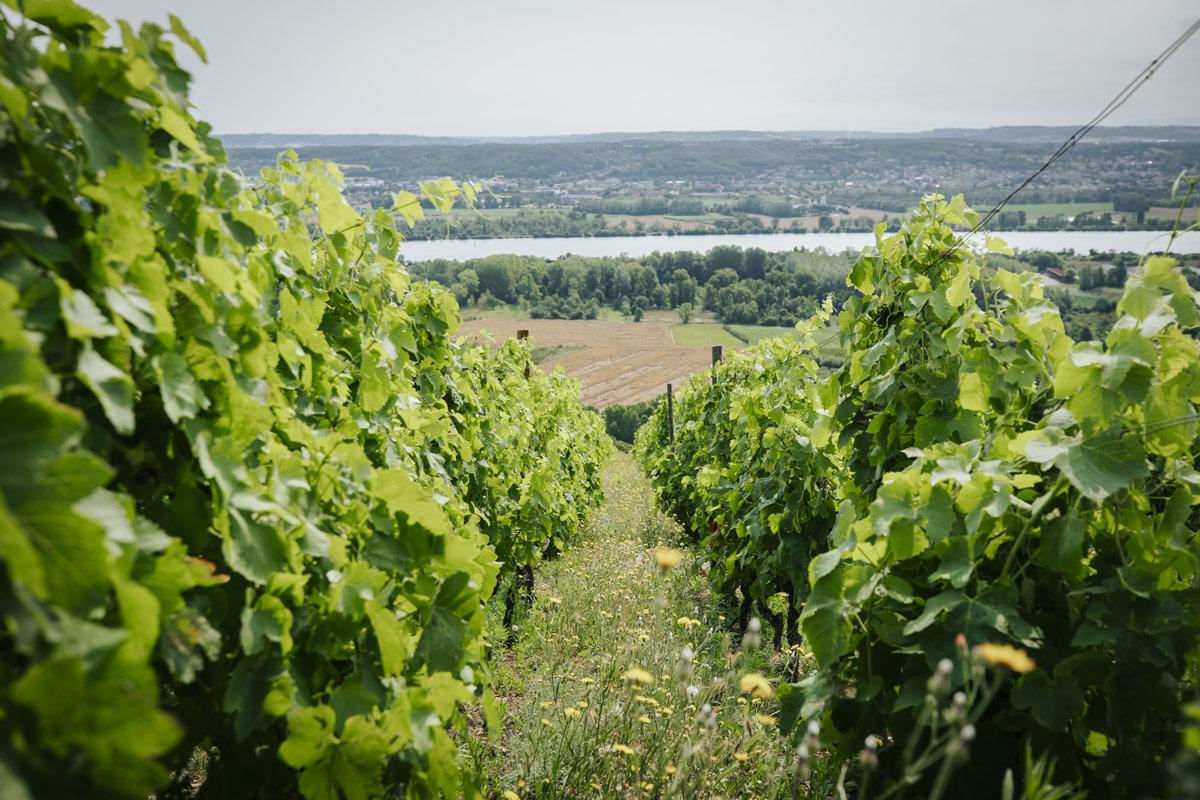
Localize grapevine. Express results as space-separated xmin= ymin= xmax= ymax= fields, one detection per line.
xmin=640 ymin=194 xmax=1200 ymax=796
xmin=0 ymin=3 xmax=608 ymax=798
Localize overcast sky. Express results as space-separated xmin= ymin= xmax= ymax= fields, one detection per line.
xmin=86 ymin=0 xmax=1200 ymax=136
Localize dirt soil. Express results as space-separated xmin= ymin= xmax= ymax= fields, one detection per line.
xmin=456 ymin=319 xmax=715 ymax=407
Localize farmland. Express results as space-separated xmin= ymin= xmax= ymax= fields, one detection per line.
xmin=457 ymin=319 xmax=708 ymax=407
xmin=670 ymin=323 xmax=743 ymax=347
xmin=456 ymin=318 xmax=800 ymax=406
xmin=8 ymin=2 xmax=1200 ymax=798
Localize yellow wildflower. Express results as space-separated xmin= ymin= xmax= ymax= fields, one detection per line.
xmin=503 ymin=792 xmax=521 ymax=800
xmin=665 ymin=764 xmax=677 ymax=776
xmin=642 ymin=782 xmax=655 ymax=791
xmin=974 ymin=643 xmax=1036 ymax=673
xmin=547 ymin=596 xmax=562 ymax=605
xmin=655 ymin=546 xmax=683 ymax=569
xmin=540 ymin=718 xmax=551 ymax=726
xmin=611 ymin=743 xmax=636 ymax=755
xmin=755 ymin=714 xmax=777 ymax=727
xmin=564 ymin=707 xmax=582 ymax=719
xmin=622 ymin=667 xmax=654 ymax=685
xmin=639 ymin=714 xmax=652 ymax=724
xmin=739 ymin=672 xmax=774 ymax=699
xmin=734 ymin=752 xmax=750 ymax=763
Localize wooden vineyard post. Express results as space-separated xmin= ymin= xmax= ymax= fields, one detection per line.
xmin=711 ymin=344 xmax=723 ymax=385
xmin=504 ymin=327 xmax=536 ymax=642
xmin=666 ymin=383 xmax=675 ymax=445
xmin=517 ymin=328 xmax=531 ymax=379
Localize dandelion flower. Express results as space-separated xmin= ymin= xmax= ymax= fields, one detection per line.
xmin=547 ymin=597 xmax=562 ymax=605
xmin=739 ymin=672 xmax=774 ymax=699
xmin=622 ymin=667 xmax=654 ymax=685
xmin=655 ymin=546 xmax=683 ymax=569
xmin=503 ymin=792 xmax=521 ymax=800
xmin=639 ymin=714 xmax=652 ymax=723
xmin=642 ymin=782 xmax=655 ymax=791
xmin=734 ymin=752 xmax=750 ymax=762
xmin=756 ymin=714 xmax=777 ymax=727
xmin=665 ymin=765 xmax=677 ymax=776
xmin=611 ymin=744 xmax=636 ymax=755
xmin=974 ymin=643 xmax=1035 ymax=673
xmin=564 ymin=707 xmax=582 ymax=719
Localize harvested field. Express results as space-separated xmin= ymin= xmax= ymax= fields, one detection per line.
xmin=602 ymin=214 xmax=714 ymax=232
xmin=542 ymin=346 xmax=713 ymax=406
xmin=456 ymin=318 xmax=715 ymax=407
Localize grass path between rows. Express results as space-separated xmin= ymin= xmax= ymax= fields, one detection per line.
xmin=470 ymin=452 xmax=839 ymax=799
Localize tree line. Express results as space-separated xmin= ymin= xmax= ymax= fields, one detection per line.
xmin=409 ymin=246 xmax=857 ymax=325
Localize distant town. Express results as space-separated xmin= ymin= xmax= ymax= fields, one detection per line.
xmin=224 ymin=127 xmax=1200 ymax=238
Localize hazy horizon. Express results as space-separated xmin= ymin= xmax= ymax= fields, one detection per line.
xmin=214 ymin=124 xmax=1200 ymax=138
xmin=87 ymin=1 xmax=1200 ymax=136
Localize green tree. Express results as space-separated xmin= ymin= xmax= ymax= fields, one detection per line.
xmin=457 ymin=267 xmax=480 ymax=300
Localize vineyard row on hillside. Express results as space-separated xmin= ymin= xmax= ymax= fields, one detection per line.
xmin=0 ymin=4 xmax=608 ymax=798
xmin=637 ymin=196 xmax=1200 ymax=797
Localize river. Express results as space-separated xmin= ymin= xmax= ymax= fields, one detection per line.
xmin=400 ymin=230 xmax=1198 ymax=261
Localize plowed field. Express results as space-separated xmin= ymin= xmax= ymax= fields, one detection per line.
xmin=456 ymin=319 xmax=715 ymax=407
